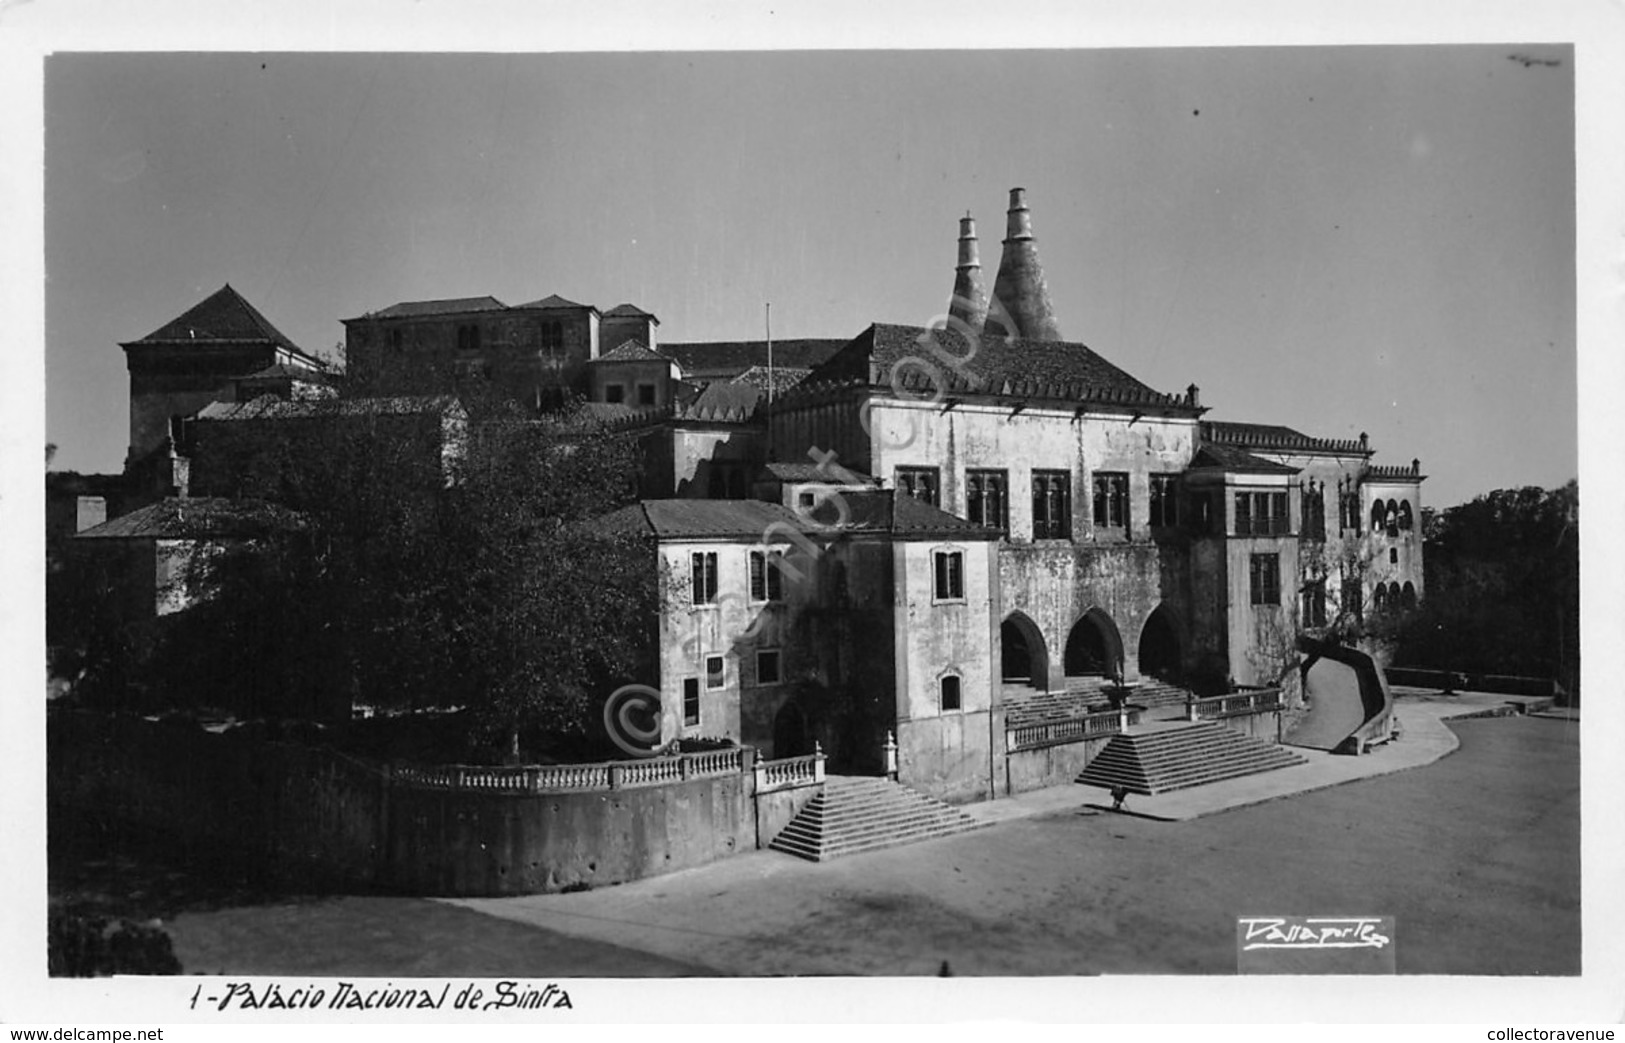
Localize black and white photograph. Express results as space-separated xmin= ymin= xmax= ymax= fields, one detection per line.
xmin=8 ymin=0 xmax=1623 ymax=1030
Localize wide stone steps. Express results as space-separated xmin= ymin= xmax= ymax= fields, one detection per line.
xmin=1076 ymin=723 xmax=1307 ymax=796
xmin=1004 ymin=680 xmax=1194 ymax=727
xmin=769 ymin=776 xmax=984 ymax=861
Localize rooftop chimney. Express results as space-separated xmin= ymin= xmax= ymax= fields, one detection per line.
xmin=947 ymin=212 xmax=989 ymax=336
xmin=988 ymin=188 xmax=1062 ymax=341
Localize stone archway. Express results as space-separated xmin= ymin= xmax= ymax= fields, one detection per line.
xmin=1064 ymin=608 xmax=1125 ymax=680
xmin=772 ymin=700 xmax=812 ymax=759
xmin=1000 ymin=611 xmax=1050 ymax=688
xmin=1137 ymin=604 xmax=1183 ymax=682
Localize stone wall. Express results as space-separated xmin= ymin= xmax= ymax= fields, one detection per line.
xmin=49 ymin=710 xmax=814 ymax=897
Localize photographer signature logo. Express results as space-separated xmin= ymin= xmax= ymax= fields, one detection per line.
xmin=1239 ymin=916 xmax=1392 ymax=951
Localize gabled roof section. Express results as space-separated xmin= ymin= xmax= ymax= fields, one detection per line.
xmin=839 ymin=490 xmax=1004 ymax=539
xmin=597 ymin=499 xmax=804 ymax=540
xmin=362 ymin=296 xmax=509 ymax=320
xmin=797 ymin=324 xmax=1197 ymax=413
xmin=1201 ymin=420 xmax=1369 ymax=455
xmin=731 ymin=365 xmax=812 ymax=394
xmin=518 ymin=293 xmax=597 ymax=312
xmin=74 ymin=497 xmax=305 ymax=540
xmin=673 ymin=381 xmax=761 ymax=424
xmin=656 ymin=339 xmax=849 ymax=378
xmin=238 ymin=362 xmax=333 ymax=384
xmin=592 ymin=339 xmax=668 ymax=363
xmin=196 ymin=394 xmax=463 ymax=423
xmin=1189 ymin=444 xmax=1300 ymax=475
xmin=759 ymin=461 xmax=877 ymax=485
xmin=603 ymin=303 xmax=659 ymax=323
xmin=595 ymin=492 xmax=999 ymax=542
xmin=126 ymin=284 xmax=320 ymax=364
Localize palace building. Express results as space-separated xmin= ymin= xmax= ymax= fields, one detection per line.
xmin=69 ymin=186 xmax=1425 ymax=805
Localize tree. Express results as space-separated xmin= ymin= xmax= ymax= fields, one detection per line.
xmin=1391 ymin=481 xmax=1579 ymax=697
xmin=85 ymin=391 xmax=662 ymax=757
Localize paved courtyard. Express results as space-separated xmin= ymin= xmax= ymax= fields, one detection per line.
xmin=163 ymin=709 xmax=1579 ymax=977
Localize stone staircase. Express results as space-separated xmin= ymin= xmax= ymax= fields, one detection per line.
xmin=1075 ymin=722 xmax=1307 ymax=796
xmin=768 ymin=776 xmax=985 ymax=861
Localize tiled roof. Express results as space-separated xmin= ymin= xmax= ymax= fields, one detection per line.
xmin=759 ymin=461 xmax=877 ymax=485
xmin=196 ymin=394 xmax=462 ymax=422
xmin=74 ymin=497 xmax=305 ymax=540
xmin=1189 ymin=444 xmax=1301 ymax=475
xmin=592 ymin=339 xmax=668 ymax=363
xmin=731 ymin=365 xmax=812 ymax=393
xmin=656 ymin=339 xmax=849 ymax=377
xmin=238 ymin=362 xmax=332 ymax=383
xmin=364 ymin=296 xmax=508 ymax=320
xmin=673 ymin=382 xmax=761 ymax=423
xmin=1200 ymin=420 xmax=1368 ymax=455
xmin=127 ymin=284 xmax=319 ymax=363
xmin=839 ymin=490 xmax=1003 ymax=539
xmin=518 ymin=293 xmax=594 ymax=311
xmin=595 ymin=492 xmax=999 ymax=542
xmin=597 ymin=499 xmax=805 ymax=539
xmin=798 ymin=324 xmax=1195 ymax=411
xmin=603 ymin=303 xmax=659 ymax=322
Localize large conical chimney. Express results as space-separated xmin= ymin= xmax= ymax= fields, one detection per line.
xmin=987 ymin=187 xmax=1062 ymax=341
xmin=947 ymin=212 xmax=989 ymax=335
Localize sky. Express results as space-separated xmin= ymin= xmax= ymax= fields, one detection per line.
xmin=41 ymin=45 xmax=1576 ymax=508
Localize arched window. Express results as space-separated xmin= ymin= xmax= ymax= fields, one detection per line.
xmin=1398 ymin=500 xmax=1414 ymax=531
xmin=1401 ymin=581 xmax=1417 ymax=610
xmin=940 ymin=674 xmax=962 ymax=712
xmin=1385 ymin=499 xmax=1399 ymax=537
xmin=1373 ymin=583 xmax=1387 ymax=612
xmin=1370 ymin=501 xmax=1384 ymax=533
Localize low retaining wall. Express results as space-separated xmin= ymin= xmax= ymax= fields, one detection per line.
xmin=49 ymin=710 xmax=821 ymax=897
xmin=1385 ymin=667 xmax=1558 ymax=699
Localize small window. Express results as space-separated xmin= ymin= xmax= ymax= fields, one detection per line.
xmin=933 ymin=549 xmax=965 ymax=600
xmin=966 ymin=469 xmax=1008 ymax=530
xmin=798 ymin=491 xmax=816 ymax=509
xmin=940 ymin=675 xmax=962 ymax=712
xmin=1149 ymin=474 xmax=1178 ymax=528
xmin=896 ymin=467 xmax=940 ymax=506
xmin=757 ymin=649 xmax=782 ymax=686
xmin=389 ymin=328 xmax=403 ymax=351
xmin=637 ymin=383 xmax=657 ymax=406
xmin=541 ymin=320 xmax=564 ymax=353
xmin=1300 ymin=581 xmax=1328 ymax=628
xmin=1249 ymin=553 xmax=1280 ymax=605
xmin=691 ymin=552 xmax=718 ymax=605
xmin=605 ymin=384 xmax=626 ymax=404
xmin=1091 ymin=472 xmax=1127 ymax=533
xmin=1034 ymin=470 xmax=1073 ymax=539
xmin=683 ymin=678 xmax=700 ymax=727
xmin=1390 ymin=547 xmax=1399 ymax=565
xmin=706 ymin=655 xmax=726 ymax=689
xmin=749 ymin=550 xmax=785 ymax=603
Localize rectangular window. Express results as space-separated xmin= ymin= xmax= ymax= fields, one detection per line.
xmin=1301 ymin=582 xmax=1328 ymax=627
xmin=1302 ymin=485 xmax=1326 ymax=541
xmin=940 ymin=675 xmax=962 ymax=712
xmin=1249 ymin=553 xmax=1281 ymax=605
xmin=389 ymin=328 xmax=403 ymax=351
xmin=965 ymin=469 xmax=1009 ymax=530
xmin=705 ymin=654 xmax=726 ymax=689
xmin=1033 ymin=470 xmax=1072 ymax=540
xmin=896 ymin=466 xmax=940 ymax=507
xmin=683 ymin=678 xmax=700 ymax=727
xmin=933 ymin=549 xmax=965 ymax=600
xmin=749 ymin=550 xmax=784 ymax=603
xmin=756 ymin=649 xmax=782 ymax=686
xmin=637 ymin=383 xmax=657 ymax=406
xmin=691 ymin=552 xmax=718 ymax=605
xmin=1236 ymin=491 xmax=1289 ymax=535
xmin=1092 ymin=472 xmax=1128 ymax=532
xmin=1271 ymin=492 xmax=1289 ymax=535
xmin=1149 ymin=474 xmax=1179 ymax=528
xmin=605 ymin=384 xmax=625 ymax=404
